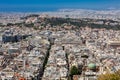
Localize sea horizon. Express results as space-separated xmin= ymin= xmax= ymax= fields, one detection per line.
xmin=0 ymin=7 xmax=119 ymax=13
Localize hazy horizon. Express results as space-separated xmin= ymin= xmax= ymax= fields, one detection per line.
xmin=0 ymin=0 xmax=120 ymax=12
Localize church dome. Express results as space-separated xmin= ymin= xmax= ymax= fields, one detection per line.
xmin=88 ymin=63 xmax=96 ymax=69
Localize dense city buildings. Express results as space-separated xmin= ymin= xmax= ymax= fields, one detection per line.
xmin=0 ymin=12 xmax=120 ymax=80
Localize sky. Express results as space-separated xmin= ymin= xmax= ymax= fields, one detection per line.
xmin=0 ymin=0 xmax=120 ymax=12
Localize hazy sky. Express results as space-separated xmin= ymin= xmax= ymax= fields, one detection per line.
xmin=0 ymin=0 xmax=120 ymax=12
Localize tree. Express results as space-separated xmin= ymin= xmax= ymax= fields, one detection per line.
xmin=70 ymin=66 xmax=80 ymax=77
xmin=98 ymin=71 xmax=120 ymax=80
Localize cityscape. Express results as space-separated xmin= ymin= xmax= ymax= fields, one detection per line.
xmin=0 ymin=0 xmax=120 ymax=80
